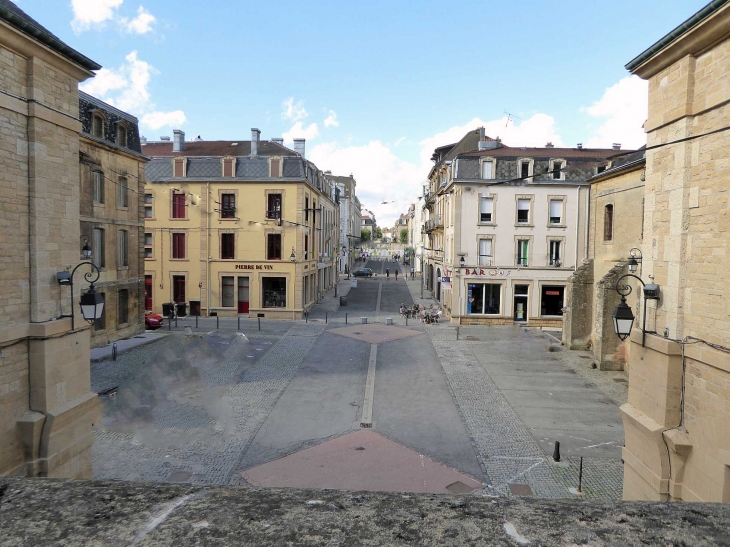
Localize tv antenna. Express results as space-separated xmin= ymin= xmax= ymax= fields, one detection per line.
xmin=504 ymin=110 xmax=521 ymax=127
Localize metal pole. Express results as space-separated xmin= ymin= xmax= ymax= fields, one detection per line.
xmin=258 ymin=317 xmax=261 ymax=331
xmin=196 ymin=315 xmax=198 ymax=329
xmin=112 ymin=343 xmax=117 ymax=361
xmin=217 ymin=315 xmax=219 ymax=330
xmin=326 ymin=312 xmax=328 ymax=324
xmin=175 ymin=317 xmax=178 ymax=329
xmin=345 ymin=313 xmax=348 ymax=324
xmin=237 ymin=316 xmax=240 ymax=330
xmin=456 ymin=326 xmax=459 ymax=340
xmin=406 ymin=315 xmax=408 ymax=326
xmin=578 ymin=456 xmax=583 ymax=493
xmin=642 ymin=296 xmax=647 ymax=347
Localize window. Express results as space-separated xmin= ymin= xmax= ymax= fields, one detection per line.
xmin=517 ymin=199 xmax=530 ymax=224
xmin=92 ymin=171 xmax=104 ymax=204
xmin=478 ymin=239 xmax=492 ymax=266
xmin=221 ymin=233 xmax=235 ymax=259
xmin=117 ymin=125 xmax=127 ymax=147
xmin=467 ymin=283 xmax=500 ymax=314
xmin=267 ymin=233 xmax=282 ymax=260
xmin=549 ymin=199 xmax=562 ymax=225
xmin=267 ymin=193 xmax=282 ymax=220
xmin=117 ymin=177 xmax=128 ymax=208
xmin=480 ymin=197 xmax=493 ymax=223
xmin=304 ymin=234 xmax=309 ymax=260
xmin=549 ymin=240 xmax=561 ymax=266
xmin=145 ymin=276 xmax=152 ymax=311
xmin=552 ymin=161 xmax=563 ymax=180
xmin=541 ymin=286 xmax=565 ymax=316
xmin=172 ymin=233 xmax=185 ymax=259
xmin=305 ymin=196 xmax=309 ymax=221
xmin=262 ymin=277 xmax=287 ymax=308
xmin=144 ymin=193 xmax=153 ymax=218
xmin=92 ymin=114 xmax=103 ymax=138
xmin=517 ymin=239 xmax=529 ymax=266
xmin=144 ymin=232 xmax=153 ymax=259
xmin=118 ymin=289 xmax=129 ymax=324
xmin=481 ymin=161 xmax=493 ymax=179
xmin=93 ymin=227 xmax=105 ymax=268
xmin=118 ymin=230 xmax=128 ymax=267
xmin=221 ymin=193 xmax=235 ymax=218
xmin=521 ymin=161 xmax=530 ymax=179
xmin=173 ymin=275 xmax=186 ymax=303
xmin=94 ymin=292 xmax=106 ymax=330
xmin=222 ymin=276 xmax=235 ymax=307
xmin=172 ymin=192 xmax=186 ymax=218
xmin=604 ymin=204 xmax=614 ymax=241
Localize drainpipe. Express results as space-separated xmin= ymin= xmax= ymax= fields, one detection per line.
xmin=206 ymin=182 xmax=211 ymax=315
xmin=575 ymin=186 xmax=581 ymax=268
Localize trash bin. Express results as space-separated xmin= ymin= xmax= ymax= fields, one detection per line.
xmin=176 ymin=303 xmax=187 ymax=317
xmin=162 ymin=302 xmax=174 ymax=317
xmin=340 ymin=296 xmax=347 ymax=306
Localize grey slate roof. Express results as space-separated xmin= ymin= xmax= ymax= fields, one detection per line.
xmin=0 ymin=0 xmax=100 ymax=71
xmin=186 ymin=159 xmax=220 ymax=178
xmin=235 ymin=157 xmax=269 ymax=178
xmin=146 ymin=159 xmax=173 ymax=181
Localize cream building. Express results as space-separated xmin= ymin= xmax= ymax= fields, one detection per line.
xmin=620 ymin=1 xmax=730 ymax=502
xmin=331 ymin=174 xmax=361 ymax=274
xmin=0 ymin=3 xmax=102 ymax=478
xmin=143 ymin=130 xmax=338 ymax=320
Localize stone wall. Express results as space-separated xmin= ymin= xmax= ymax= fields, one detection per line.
xmin=594 ymin=262 xmax=630 ymax=371
xmin=562 ymin=259 xmax=593 ymax=349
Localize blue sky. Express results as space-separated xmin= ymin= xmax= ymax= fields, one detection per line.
xmin=20 ymin=0 xmax=708 ymax=224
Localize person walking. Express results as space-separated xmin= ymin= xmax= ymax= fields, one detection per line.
xmin=411 ymin=267 xmax=415 ymax=279
xmin=386 ymin=268 xmax=390 ymax=279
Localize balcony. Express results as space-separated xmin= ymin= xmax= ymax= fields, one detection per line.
xmin=424 ymin=215 xmax=443 ymax=232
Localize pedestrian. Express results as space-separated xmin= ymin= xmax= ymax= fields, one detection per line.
xmin=386 ymin=268 xmax=390 ymax=279
xmin=395 ymin=269 xmax=398 ymax=280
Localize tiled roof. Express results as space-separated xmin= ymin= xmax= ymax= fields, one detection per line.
xmin=590 ymin=147 xmax=646 ymax=181
xmin=460 ymin=146 xmax=629 ymax=159
xmin=142 ymin=140 xmax=298 ymax=157
xmin=0 ymin=0 xmax=100 ymax=71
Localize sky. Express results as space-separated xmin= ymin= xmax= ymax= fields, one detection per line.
xmin=19 ymin=0 xmax=708 ymax=225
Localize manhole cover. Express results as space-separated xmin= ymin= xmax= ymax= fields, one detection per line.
xmin=167 ymin=470 xmax=193 ymax=483
xmin=446 ymin=481 xmax=476 ymax=494
xmin=352 ymin=332 xmax=363 ymax=335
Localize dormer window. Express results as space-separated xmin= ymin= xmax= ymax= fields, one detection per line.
xmin=549 ymin=159 xmax=566 ymax=180
xmin=92 ymin=114 xmax=104 ymax=138
xmin=117 ymin=125 xmax=127 ymax=147
xmin=518 ymin=158 xmax=534 ymax=180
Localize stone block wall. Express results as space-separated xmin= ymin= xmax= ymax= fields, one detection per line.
xmin=562 ymin=259 xmax=593 ymax=349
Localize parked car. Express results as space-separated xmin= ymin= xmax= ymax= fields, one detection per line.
xmin=352 ymin=268 xmax=373 ymax=277
xmin=145 ymin=312 xmax=163 ymax=330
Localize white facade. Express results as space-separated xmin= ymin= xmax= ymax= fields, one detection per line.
xmin=333 ymin=175 xmax=361 ymax=274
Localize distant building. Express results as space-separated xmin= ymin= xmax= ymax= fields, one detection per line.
xmin=330 ymin=174 xmax=361 ymax=274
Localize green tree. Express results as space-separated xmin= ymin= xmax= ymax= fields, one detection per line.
xmin=361 ymin=228 xmax=371 ymax=241
xmin=375 ymin=227 xmax=383 ymax=239
xmin=399 ymin=228 xmax=408 ymax=244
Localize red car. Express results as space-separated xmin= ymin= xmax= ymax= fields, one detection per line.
xmin=145 ymin=313 xmax=163 ymax=330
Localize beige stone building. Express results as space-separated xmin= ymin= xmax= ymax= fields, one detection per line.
xmin=621 ymin=1 xmax=730 ymax=502
xmin=79 ymin=92 xmax=148 ymax=347
xmin=143 ymin=131 xmax=339 ymax=320
xmin=0 ymin=3 xmax=102 ymax=478
xmin=562 ymin=149 xmax=646 ymax=370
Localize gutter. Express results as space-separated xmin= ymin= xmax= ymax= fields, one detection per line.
xmin=625 ymin=0 xmax=730 ymax=71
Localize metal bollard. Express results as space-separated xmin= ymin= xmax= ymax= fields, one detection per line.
xmin=345 ymin=313 xmax=348 ymax=324
xmin=578 ymin=457 xmax=583 ymax=493
xmin=258 ymin=317 xmax=261 ymax=331
xmin=196 ymin=315 xmax=199 ymax=329
xmin=406 ymin=315 xmax=408 ymax=326
xmin=237 ymin=316 xmax=240 ymax=331
xmin=305 ymin=311 xmax=308 ymax=323
xmin=552 ymin=441 xmax=561 ymax=462
xmin=456 ymin=326 xmax=459 ymax=340
xmin=326 ymin=312 xmax=328 ymax=324
xmin=217 ymin=315 xmax=219 ymax=329
xmin=112 ymin=342 xmax=117 ymax=361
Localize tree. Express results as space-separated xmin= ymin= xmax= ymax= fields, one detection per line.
xmin=399 ymin=228 xmax=408 ymax=244
xmin=375 ymin=227 xmax=383 ymax=239
xmin=361 ymin=229 xmax=371 ymax=242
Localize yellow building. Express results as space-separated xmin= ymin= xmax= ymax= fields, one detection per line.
xmin=143 ymin=130 xmax=339 ymax=319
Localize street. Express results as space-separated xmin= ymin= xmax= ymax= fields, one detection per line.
xmin=92 ymin=260 xmax=624 ymax=499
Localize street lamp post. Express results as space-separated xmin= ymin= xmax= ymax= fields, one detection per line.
xmin=57 ymin=236 xmax=105 ymax=331
xmin=612 ymin=268 xmax=660 ymax=347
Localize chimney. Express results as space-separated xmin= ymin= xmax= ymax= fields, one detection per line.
xmin=577 ymin=143 xmax=583 ymax=150
xmin=140 ymin=136 xmax=147 ymax=145
xmin=612 ymin=143 xmax=621 ymax=150
xmin=293 ymin=138 xmax=305 ymax=159
xmin=173 ymin=129 xmax=185 ymax=152
xmin=545 ymin=142 xmax=554 ymax=148
xmin=478 ymin=138 xmax=499 ymax=151
xmin=272 ymin=137 xmax=284 ymax=146
xmin=251 ymin=128 xmax=261 ymax=156
xmin=479 ymin=127 xmax=486 ymax=140
xmin=160 ymin=136 xmax=171 ymax=141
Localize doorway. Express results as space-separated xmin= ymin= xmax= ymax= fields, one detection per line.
xmin=436 ymin=268 xmax=441 ymax=301
xmin=144 ymin=275 xmax=152 ymax=311
xmin=513 ymin=284 xmax=528 ymax=322
xmin=238 ymin=276 xmax=250 ymax=313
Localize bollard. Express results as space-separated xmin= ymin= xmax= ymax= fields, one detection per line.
xmin=406 ymin=315 xmax=408 ymax=326
xmin=552 ymin=441 xmax=561 ymax=462
xmin=386 ymin=317 xmax=393 ymax=325
xmin=258 ymin=317 xmax=261 ymax=331
xmin=345 ymin=313 xmax=348 ymax=324
xmin=361 ymin=317 xmax=367 ymax=324
xmin=326 ymin=312 xmax=328 ymax=324
xmin=456 ymin=326 xmax=459 ymax=340
xmin=578 ymin=456 xmax=583 ymax=493
xmin=217 ymin=315 xmax=219 ymax=329
xmin=112 ymin=342 xmax=117 ymax=361
xmin=305 ymin=311 xmax=308 ymax=323
xmin=237 ymin=316 xmax=240 ymax=331
xmin=196 ymin=315 xmax=199 ymax=329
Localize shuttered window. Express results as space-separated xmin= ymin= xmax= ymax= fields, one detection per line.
xmin=549 ymin=200 xmax=562 ymax=224
xmin=480 ymin=197 xmax=493 ymax=223
xmin=172 ymin=233 xmax=185 ymax=259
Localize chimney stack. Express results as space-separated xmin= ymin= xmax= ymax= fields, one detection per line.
xmin=160 ymin=136 xmax=170 ymax=141
xmin=173 ymin=129 xmax=185 ymax=152
xmin=272 ymin=137 xmax=284 ymax=146
xmin=545 ymin=142 xmax=554 ymax=148
xmin=251 ymin=128 xmax=261 ymax=156
xmin=612 ymin=143 xmax=621 ymax=150
xmin=293 ymin=138 xmax=305 ymax=159
xmin=479 ymin=127 xmax=486 ymax=140
xmin=577 ymin=143 xmax=583 ymax=150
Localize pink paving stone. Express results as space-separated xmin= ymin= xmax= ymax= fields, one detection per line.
xmin=242 ymin=429 xmax=483 ymax=494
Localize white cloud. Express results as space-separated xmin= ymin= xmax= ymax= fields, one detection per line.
xmin=283 ymin=122 xmax=319 ymax=142
xmin=324 ymin=110 xmax=339 ymax=128
xmin=71 ymin=0 xmax=156 ymax=34
xmin=80 ymin=51 xmax=185 ymax=132
xmin=141 ymin=110 xmax=187 ymax=130
xmin=282 ymin=98 xmax=308 ymax=122
xmin=71 ymin=0 xmax=122 ymax=32
xmin=120 ymin=6 xmax=156 ymax=34
xmin=583 ymin=76 xmax=648 ymax=149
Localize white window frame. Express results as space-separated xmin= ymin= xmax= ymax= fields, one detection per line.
xmin=548 ymin=196 xmax=566 ymax=227
xmin=117 ymin=176 xmax=128 ymax=208
xmin=516 ymin=238 xmax=531 ymax=267
xmin=516 ymin=196 xmax=533 ymax=226
xmin=480 ymin=158 xmax=495 ymax=180
xmin=478 ymin=238 xmax=493 ymax=267
xmin=517 ymin=157 xmax=534 ymax=180
xmin=479 ymin=195 xmax=494 ymax=224
xmin=549 ymin=158 xmax=567 ymax=180
xmin=144 ymin=231 xmax=154 ymax=260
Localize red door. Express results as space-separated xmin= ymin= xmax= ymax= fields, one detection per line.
xmin=238 ymin=277 xmax=250 ymax=313
xmin=145 ymin=276 xmax=153 ymax=311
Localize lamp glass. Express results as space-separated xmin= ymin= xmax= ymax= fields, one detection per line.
xmin=79 ymin=287 xmax=104 ymax=322
xmin=290 ymin=251 xmax=296 ymax=262
xmin=81 ymin=242 xmax=92 ymax=260
xmin=627 ymin=256 xmax=638 ymax=273
xmin=612 ymin=300 xmax=634 ymax=341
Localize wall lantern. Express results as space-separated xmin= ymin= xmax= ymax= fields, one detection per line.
xmin=612 ymin=267 xmax=660 ymax=347
xmin=81 ymin=235 xmax=92 ymax=260
xmin=56 ymin=237 xmax=105 ymax=330
xmin=627 ymin=247 xmax=642 ymax=273
xmin=290 ymin=247 xmax=296 ymax=262
xmin=459 ymin=255 xmax=465 ymax=269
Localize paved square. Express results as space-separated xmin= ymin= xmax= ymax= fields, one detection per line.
xmin=328 ymin=323 xmax=423 ymax=344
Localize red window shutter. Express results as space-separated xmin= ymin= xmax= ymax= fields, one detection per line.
xmin=223 ymin=159 xmax=232 ymax=177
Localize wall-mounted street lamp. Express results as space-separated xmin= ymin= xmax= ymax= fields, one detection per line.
xmin=612 ymin=264 xmax=660 ymax=347
xmin=57 ymin=236 xmax=104 ymax=331
xmin=290 ymin=247 xmax=296 ymax=262
xmin=459 ymin=255 xmax=465 ymax=269
xmin=627 ymin=247 xmax=642 ymax=273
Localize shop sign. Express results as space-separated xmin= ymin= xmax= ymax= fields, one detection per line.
xmin=464 ymin=268 xmax=512 ymax=277
xmin=235 ymin=264 xmax=276 ymax=270
xmin=317 ymin=262 xmax=326 ymax=268
xmin=440 ymin=276 xmax=451 ymax=283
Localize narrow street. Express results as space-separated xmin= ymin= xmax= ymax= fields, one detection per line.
xmin=92 ymin=261 xmax=624 ymax=499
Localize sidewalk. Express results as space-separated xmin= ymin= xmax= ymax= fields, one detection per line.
xmin=404 ymin=274 xmax=437 ymax=309
xmin=312 ymin=276 xmax=354 ymax=313
xmin=90 ymin=332 xmax=167 ymax=362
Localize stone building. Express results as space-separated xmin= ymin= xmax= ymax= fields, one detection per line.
xmin=424 ymin=128 xmax=626 ymax=326
xmin=331 ymin=174 xmax=361 ymax=274
xmin=620 ymin=0 xmax=730 ymax=502
xmin=79 ymin=91 xmax=148 ymax=347
xmin=143 ymin=130 xmax=339 ymax=320
xmin=562 ymin=148 xmax=646 ymax=370
xmin=0 ymin=1 xmax=102 ymax=478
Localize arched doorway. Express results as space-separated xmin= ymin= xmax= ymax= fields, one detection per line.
xmin=428 ymin=264 xmax=434 ymax=291
xmin=436 ymin=268 xmax=441 ymax=301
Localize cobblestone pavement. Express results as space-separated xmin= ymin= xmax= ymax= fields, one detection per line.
xmin=92 ymin=322 xmax=326 ymax=485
